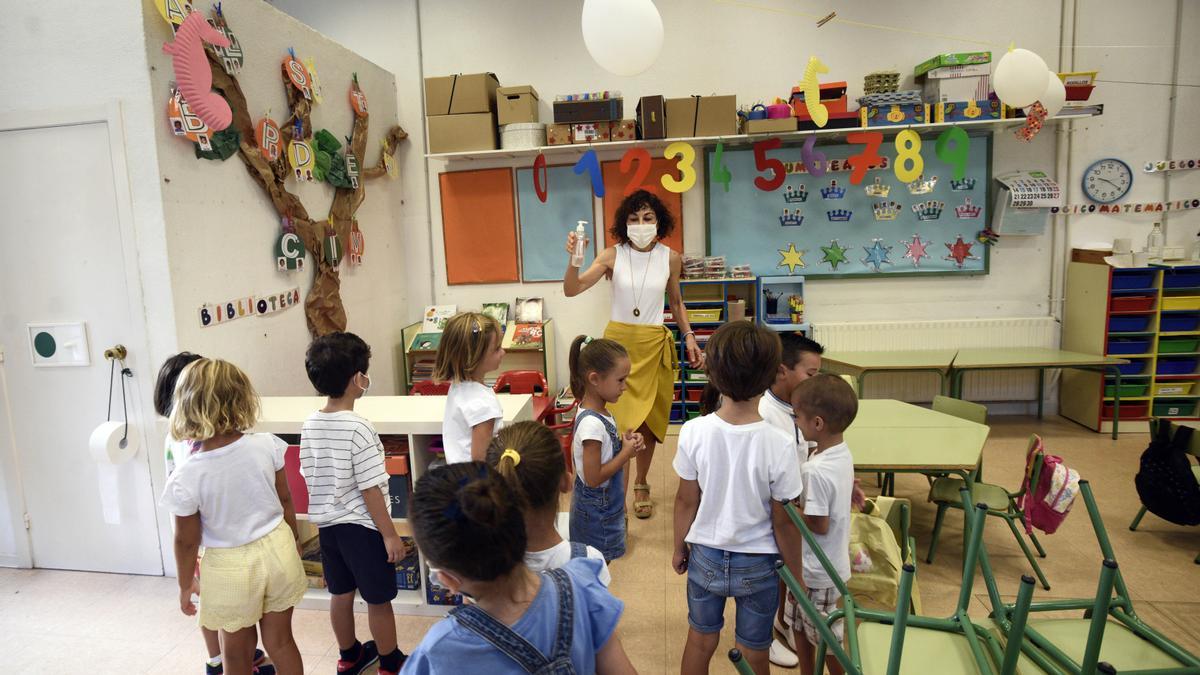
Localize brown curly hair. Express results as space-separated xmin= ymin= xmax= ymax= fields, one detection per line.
xmin=610 ymin=189 xmax=675 ymax=244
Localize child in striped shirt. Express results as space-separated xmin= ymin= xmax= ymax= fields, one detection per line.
xmin=300 ymin=332 xmax=407 ymax=675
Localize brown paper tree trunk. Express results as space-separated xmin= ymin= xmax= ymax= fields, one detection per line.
xmin=205 ymin=49 xmax=407 ymax=337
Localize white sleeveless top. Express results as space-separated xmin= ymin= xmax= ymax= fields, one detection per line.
xmin=610 ymin=243 xmax=671 ymax=325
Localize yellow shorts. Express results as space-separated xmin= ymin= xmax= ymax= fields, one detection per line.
xmin=198 ymin=519 xmax=307 ymax=633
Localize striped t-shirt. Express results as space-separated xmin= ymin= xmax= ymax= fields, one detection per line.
xmin=300 ymin=410 xmax=388 ymax=530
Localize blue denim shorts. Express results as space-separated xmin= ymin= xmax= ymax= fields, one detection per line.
xmin=685 ymin=544 xmax=780 ymax=651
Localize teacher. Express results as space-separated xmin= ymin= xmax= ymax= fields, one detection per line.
xmin=564 ymin=189 xmax=704 ymax=519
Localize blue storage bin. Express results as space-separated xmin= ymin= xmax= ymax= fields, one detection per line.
xmin=1107 ymin=338 xmax=1152 ymax=355
xmin=1111 ymin=271 xmax=1155 ymax=290
xmin=1161 ymin=314 xmax=1200 ymax=332
xmin=1115 ymin=360 xmax=1147 ymax=376
xmin=1163 ymin=270 xmax=1200 ymax=288
xmin=1157 ymin=357 xmax=1199 ymax=375
xmin=1108 ymin=316 xmax=1150 ymax=332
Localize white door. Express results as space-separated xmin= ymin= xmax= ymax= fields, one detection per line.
xmin=0 ymin=121 xmax=163 ymax=574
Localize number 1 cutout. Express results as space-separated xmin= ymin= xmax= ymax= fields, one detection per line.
xmin=573 ymin=149 xmax=604 ymax=198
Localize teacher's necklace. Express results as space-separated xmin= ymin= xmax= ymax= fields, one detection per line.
xmin=628 ymin=244 xmax=652 ymax=318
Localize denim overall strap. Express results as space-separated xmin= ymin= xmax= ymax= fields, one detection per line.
xmin=573 ymin=409 xmax=621 ymax=466
xmin=545 ymin=567 xmax=577 ymax=671
xmin=569 ymin=542 xmax=588 ymax=559
xmin=449 ymin=603 xmax=549 ymax=673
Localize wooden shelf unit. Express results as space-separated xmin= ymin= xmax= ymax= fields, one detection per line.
xmin=1061 ymin=261 xmax=1200 ymax=433
xmin=400 ymin=318 xmax=557 ymax=394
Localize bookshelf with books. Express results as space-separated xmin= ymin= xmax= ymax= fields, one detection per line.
xmin=400 ymin=317 xmax=557 ymax=394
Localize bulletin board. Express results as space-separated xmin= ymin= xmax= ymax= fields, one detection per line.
xmin=601 ymin=158 xmax=684 ymax=253
xmin=705 ymin=133 xmax=991 ymax=278
xmin=440 ymin=168 xmax=520 ymax=285
xmin=516 ymin=164 xmax=596 ymax=282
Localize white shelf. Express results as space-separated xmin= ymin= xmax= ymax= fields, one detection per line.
xmin=424 ymin=112 xmax=1102 ymax=162
xmin=254 ymin=394 xmax=533 ymax=435
xmin=297 ymin=586 xmax=450 ymax=617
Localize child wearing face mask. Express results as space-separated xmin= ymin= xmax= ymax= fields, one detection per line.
xmin=300 ymin=332 xmax=408 ymax=675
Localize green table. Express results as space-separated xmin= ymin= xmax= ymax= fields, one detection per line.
xmin=822 ymin=349 xmax=958 ymax=397
xmin=949 ymin=348 xmax=1128 ymax=439
xmin=847 ymin=399 xmax=990 ymax=479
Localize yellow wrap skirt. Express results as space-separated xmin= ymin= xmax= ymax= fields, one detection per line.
xmin=603 ymin=321 xmax=677 ymax=443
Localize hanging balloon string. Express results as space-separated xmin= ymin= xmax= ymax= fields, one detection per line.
xmin=106 ymin=358 xmax=133 ymax=446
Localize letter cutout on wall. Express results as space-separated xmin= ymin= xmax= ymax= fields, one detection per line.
xmin=255 ymin=116 xmax=281 ymax=162
xmin=161 ymin=12 xmax=233 ymax=130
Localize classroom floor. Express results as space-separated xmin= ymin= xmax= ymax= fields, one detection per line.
xmin=1 ymin=415 xmax=1199 ymax=673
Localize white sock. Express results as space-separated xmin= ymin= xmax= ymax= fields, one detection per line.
xmin=207 ymin=654 xmax=223 ymax=666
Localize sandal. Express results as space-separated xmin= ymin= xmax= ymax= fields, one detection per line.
xmin=633 ymin=483 xmax=653 ymax=519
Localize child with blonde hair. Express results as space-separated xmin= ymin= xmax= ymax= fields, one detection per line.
xmin=160 ymin=358 xmax=306 ymax=675
xmin=486 ymin=421 xmax=611 ymax=585
xmin=435 ymin=312 xmax=506 ymax=463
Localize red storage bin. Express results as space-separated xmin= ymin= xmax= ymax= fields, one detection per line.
xmin=1109 ymin=296 xmax=1156 ymax=312
xmin=686 ymin=388 xmax=703 ymax=402
xmin=1101 ymin=402 xmax=1149 ymax=419
xmin=284 ymin=445 xmax=309 ymax=515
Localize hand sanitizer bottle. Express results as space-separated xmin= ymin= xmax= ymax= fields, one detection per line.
xmin=570 ymin=221 xmax=588 ymax=268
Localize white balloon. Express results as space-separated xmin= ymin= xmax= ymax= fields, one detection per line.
xmin=993 ymin=48 xmax=1050 ymax=108
xmin=1039 ymin=71 xmax=1067 ymax=118
xmin=581 ymin=0 xmax=664 ymax=77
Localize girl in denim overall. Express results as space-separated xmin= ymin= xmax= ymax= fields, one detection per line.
xmin=567 ymin=336 xmax=644 ymax=562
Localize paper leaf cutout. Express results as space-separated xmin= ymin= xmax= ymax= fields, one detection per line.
xmin=194 ymin=127 xmax=240 ymax=161
xmin=207 ymin=8 xmax=243 ymax=75
xmin=382 ymin=139 xmax=397 ymax=178
xmin=166 ymin=85 xmax=211 ymax=151
xmin=255 ymin=117 xmax=281 ymax=162
xmin=162 ymin=12 xmax=232 ymax=130
xmin=283 ymin=54 xmax=313 ymax=100
xmin=154 ymin=0 xmax=192 ymax=28
xmin=324 ymin=227 xmax=343 ymax=266
xmin=304 ymin=58 xmax=324 ymax=104
xmin=288 ymin=139 xmax=315 ymax=182
xmin=275 ymin=230 xmax=306 ymax=271
xmin=345 ymin=152 xmax=360 ymax=189
xmin=313 ymin=150 xmax=331 ymax=182
xmin=350 ymin=78 xmax=369 ymax=118
xmin=349 ymin=222 xmax=365 ymax=266
xmin=314 ymin=129 xmax=341 ymax=153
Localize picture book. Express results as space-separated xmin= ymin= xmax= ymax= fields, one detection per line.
xmin=481 ymin=302 xmax=509 ymax=326
xmin=514 ymin=297 xmax=543 ymax=323
xmin=422 ymin=304 xmax=456 ymax=332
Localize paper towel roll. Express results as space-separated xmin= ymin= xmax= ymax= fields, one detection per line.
xmin=88 ymin=421 xmax=139 ymax=464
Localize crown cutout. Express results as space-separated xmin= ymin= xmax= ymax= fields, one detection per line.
xmin=950 ymin=177 xmax=976 ymax=191
xmin=783 ymin=184 xmax=809 ymax=203
xmin=779 ymin=208 xmax=805 ymax=227
xmin=912 ymin=200 xmax=945 ymax=221
xmin=864 ymin=176 xmax=891 ymax=197
xmin=826 ymin=209 xmax=853 ymax=222
xmin=872 ymin=201 xmax=901 ymax=221
xmin=907 ymin=174 xmax=939 ymax=195
xmin=955 ymin=197 xmax=981 ymax=219
xmin=820 ymin=179 xmax=847 ymax=200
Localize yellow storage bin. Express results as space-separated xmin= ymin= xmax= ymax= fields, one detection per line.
xmin=687 ymin=308 xmax=723 ymax=323
xmin=1153 ymin=381 xmax=1196 ymax=397
xmin=1161 ymin=296 xmax=1200 ymax=311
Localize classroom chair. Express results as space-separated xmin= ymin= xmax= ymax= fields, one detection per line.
xmin=840 ymin=373 xmax=861 ymax=398
xmin=410 ymin=380 xmax=449 ymax=395
xmin=925 ymin=434 xmax=1050 ymax=590
xmin=983 ymin=480 xmax=1200 ymax=673
xmin=1128 ymin=418 xmax=1200 ymax=564
xmin=493 ymin=369 xmax=552 ymax=422
xmin=737 ymin=496 xmax=1034 ymax=674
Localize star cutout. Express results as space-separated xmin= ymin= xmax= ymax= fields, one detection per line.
xmin=777 ymin=242 xmax=807 ymax=273
xmin=901 ymin=234 xmax=930 ymax=268
xmin=945 ymin=235 xmax=980 ymax=268
xmin=861 ymin=239 xmax=893 ymax=272
xmin=820 ymin=239 xmax=849 ymax=270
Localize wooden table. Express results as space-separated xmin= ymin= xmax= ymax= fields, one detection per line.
xmin=950 ymin=348 xmax=1128 ymax=438
xmin=822 ymin=349 xmax=958 ymax=396
xmin=847 ymin=399 xmax=990 ymax=479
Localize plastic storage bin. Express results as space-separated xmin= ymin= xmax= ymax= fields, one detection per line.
xmin=1102 ymin=402 xmax=1148 ymax=419
xmin=1163 ymin=270 xmax=1200 ymax=289
xmin=1109 ymin=296 xmax=1156 ymax=312
xmin=1162 ymin=297 xmax=1200 ymax=311
xmin=1108 ymin=316 xmax=1151 ymax=332
xmin=686 ymin=388 xmax=703 ymax=402
xmin=1104 ymin=383 xmax=1149 ymax=398
xmin=686 ymin=308 xmax=723 ymax=322
xmin=1160 ymin=314 xmax=1200 ymax=332
xmin=1157 ymin=357 xmax=1199 ymax=375
xmin=1158 ymin=338 xmax=1200 ymax=354
xmin=1107 ymin=338 xmax=1152 ymax=355
xmin=1153 ymin=400 xmax=1197 ymax=417
xmin=1111 ymin=271 xmax=1156 ymax=290
xmin=1153 ymin=381 xmax=1196 ymax=397
xmin=1115 ymin=360 xmax=1148 ymax=376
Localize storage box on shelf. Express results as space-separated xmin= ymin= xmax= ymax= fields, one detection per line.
xmin=758 ymin=275 xmax=809 ymax=333
xmin=663 ymin=277 xmax=758 ymax=422
xmin=400 ymin=319 xmax=557 ymax=394
xmin=1061 ymin=259 xmax=1200 ymax=433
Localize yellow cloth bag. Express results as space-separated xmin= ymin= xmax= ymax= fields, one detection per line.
xmin=847 ymin=497 xmax=921 ymax=614
xmin=602 ymin=321 xmax=677 ymax=443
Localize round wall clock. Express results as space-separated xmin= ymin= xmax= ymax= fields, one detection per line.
xmin=1082 ymin=158 xmax=1133 ymax=204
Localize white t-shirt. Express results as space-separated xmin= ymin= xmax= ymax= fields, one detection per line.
xmin=759 ymin=389 xmax=809 ymax=471
xmin=300 ymin=410 xmax=389 ymax=530
xmin=443 ymin=381 xmax=504 ymax=464
xmin=159 ymin=433 xmax=288 ymax=549
xmin=572 ymin=410 xmax=617 ymax=479
xmin=801 ymin=442 xmax=855 ymax=588
xmin=525 ymin=540 xmax=612 ymax=587
xmin=672 ymin=414 xmax=804 ymax=554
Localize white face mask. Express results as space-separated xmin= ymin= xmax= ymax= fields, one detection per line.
xmin=358 ymin=372 xmax=371 ymax=396
xmin=627 ymin=223 xmax=657 ymax=248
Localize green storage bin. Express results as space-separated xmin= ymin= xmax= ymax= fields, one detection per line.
xmin=1153 ymin=400 xmax=1197 ymax=417
xmin=1158 ymin=338 xmax=1200 ymax=354
xmin=1105 ymin=383 xmax=1149 ymax=398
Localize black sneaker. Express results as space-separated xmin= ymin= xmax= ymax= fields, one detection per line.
xmin=207 ymin=649 xmax=270 ymax=675
xmin=337 ymin=640 xmax=380 ymax=675
xmin=206 ymin=662 xmax=223 ymax=675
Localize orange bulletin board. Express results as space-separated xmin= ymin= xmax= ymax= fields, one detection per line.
xmin=440 ymin=168 xmax=520 ymax=285
xmin=600 ymin=158 xmax=684 ymax=253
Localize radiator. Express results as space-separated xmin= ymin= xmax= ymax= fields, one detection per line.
xmin=813 ymin=317 xmax=1059 ymax=402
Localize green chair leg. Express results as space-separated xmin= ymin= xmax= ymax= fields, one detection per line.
xmin=1000 ymin=575 xmax=1037 ymax=675
xmin=1004 ymin=515 xmax=1051 ymax=590
xmin=727 ymin=649 xmax=756 ymax=675
xmin=1028 ymin=529 xmax=1048 ymax=558
xmin=1129 ymin=505 xmax=1148 ymax=531
xmin=926 ymin=503 xmax=948 ymax=564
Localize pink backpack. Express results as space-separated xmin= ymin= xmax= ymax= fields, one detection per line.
xmin=1017 ymin=435 xmax=1079 ymax=535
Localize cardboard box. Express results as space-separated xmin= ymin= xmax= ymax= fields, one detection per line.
xmin=797 ymin=110 xmax=861 ymax=131
xmin=496 ymin=85 xmax=539 ymax=125
xmin=914 ymin=52 xmax=992 ymax=77
xmin=920 ymin=65 xmax=992 ymax=104
xmin=424 ymin=73 xmax=500 ymax=115
xmin=427 ymin=112 xmax=497 ymax=153
xmin=610 ymin=119 xmax=637 ymax=142
xmin=744 ymin=117 xmax=798 ymax=134
xmin=636 ymin=95 xmax=666 ymax=139
xmin=860 ymin=103 xmax=930 ymax=127
xmin=933 ymin=99 xmax=1006 ymax=123
xmin=665 ymin=95 xmax=737 ymax=138
xmin=790 ymin=82 xmax=849 ymax=119
xmin=553 ymin=98 xmax=623 ymax=124
xmin=546 ymin=123 xmax=572 ymax=146
xmin=572 ymin=122 xmax=610 ymax=143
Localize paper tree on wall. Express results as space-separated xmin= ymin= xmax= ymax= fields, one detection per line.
xmin=176 ymin=11 xmax=408 ymax=336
